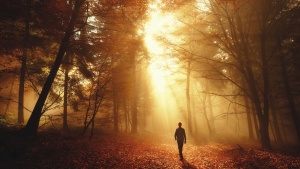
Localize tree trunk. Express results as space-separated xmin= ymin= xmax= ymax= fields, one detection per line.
xmin=131 ymin=64 xmax=138 ymax=133
xmin=18 ymin=0 xmax=31 ymax=124
xmin=113 ymin=97 xmax=119 ymax=132
xmin=260 ymin=31 xmax=272 ymax=150
xmin=270 ymin=97 xmax=283 ymax=143
xmin=249 ymin=83 xmax=271 ymax=149
xmin=280 ymin=54 xmax=300 ymax=142
xmin=207 ymin=90 xmax=215 ymax=136
xmin=23 ymin=0 xmax=85 ymax=135
xmin=252 ymin=103 xmax=260 ymax=141
xmin=186 ymin=60 xmax=192 ymax=134
xmin=244 ymin=94 xmax=254 ymax=140
xmin=63 ymin=61 xmax=69 ymax=130
xmin=259 ymin=114 xmax=271 ymax=149
xmin=90 ymin=118 xmax=95 ymax=139
xmin=123 ymin=97 xmax=129 ymax=132
xmin=241 ymin=79 xmax=255 ymax=140
xmin=113 ymin=72 xmax=119 ymax=132
xmin=202 ymin=93 xmax=212 ymax=138
xmin=235 ymin=6 xmax=271 ymax=149
xmin=191 ymin=81 xmax=198 ymax=135
xmin=246 ymin=65 xmax=272 ymax=150
xmin=18 ymin=51 xmax=26 ymax=124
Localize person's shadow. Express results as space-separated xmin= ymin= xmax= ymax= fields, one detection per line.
xmin=181 ymin=158 xmax=197 ymax=169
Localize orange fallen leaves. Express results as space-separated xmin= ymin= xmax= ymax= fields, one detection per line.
xmin=0 ymin=132 xmax=299 ymax=169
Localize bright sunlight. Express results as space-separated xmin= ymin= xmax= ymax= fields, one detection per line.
xmin=143 ymin=0 xmax=186 ymax=132
xmin=144 ymin=0 xmax=181 ymax=89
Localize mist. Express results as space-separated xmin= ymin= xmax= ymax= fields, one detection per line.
xmin=1 ymin=0 xmax=300 ymax=168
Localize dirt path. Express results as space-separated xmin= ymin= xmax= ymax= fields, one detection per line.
xmin=1 ymin=132 xmax=300 ymax=168
xmin=55 ymin=134 xmax=300 ymax=168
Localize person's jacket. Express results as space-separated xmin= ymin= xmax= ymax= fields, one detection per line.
xmin=175 ymin=127 xmax=186 ymax=142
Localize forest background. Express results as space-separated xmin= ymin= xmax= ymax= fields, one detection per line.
xmin=0 ymin=0 xmax=300 ymax=153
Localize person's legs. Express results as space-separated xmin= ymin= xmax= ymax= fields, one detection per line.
xmin=177 ymin=141 xmax=184 ymax=160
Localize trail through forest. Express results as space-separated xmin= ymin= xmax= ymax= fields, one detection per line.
xmin=1 ymin=130 xmax=300 ymax=169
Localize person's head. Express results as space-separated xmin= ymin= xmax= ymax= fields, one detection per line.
xmin=178 ymin=122 xmax=182 ymax=127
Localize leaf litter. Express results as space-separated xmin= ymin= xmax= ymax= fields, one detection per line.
xmin=0 ymin=130 xmax=299 ymax=169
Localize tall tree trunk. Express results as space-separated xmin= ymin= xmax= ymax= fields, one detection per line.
xmin=113 ymin=70 xmax=119 ymax=132
xmin=113 ymin=96 xmax=119 ymax=132
xmin=23 ymin=0 xmax=85 ymax=134
xmin=82 ymin=86 xmax=93 ymax=135
xmin=235 ymin=7 xmax=271 ymax=149
xmin=192 ymin=81 xmax=198 ymax=135
xmin=260 ymin=31 xmax=272 ymax=150
xmin=249 ymin=81 xmax=271 ymax=149
xmin=90 ymin=118 xmax=95 ymax=139
xmin=252 ymin=102 xmax=260 ymax=141
xmin=244 ymin=93 xmax=254 ymax=140
xmin=270 ymin=97 xmax=283 ymax=143
xmin=123 ymin=97 xmax=129 ymax=132
xmin=186 ymin=60 xmax=192 ymax=134
xmin=207 ymin=90 xmax=215 ymax=136
xmin=131 ymin=64 xmax=137 ymax=133
xmin=241 ymin=80 xmax=254 ymax=140
xmin=202 ymin=93 xmax=212 ymax=138
xmin=246 ymin=65 xmax=271 ymax=150
xmin=18 ymin=0 xmax=31 ymax=124
xmin=63 ymin=58 xmax=69 ymax=131
xmin=18 ymin=51 xmax=26 ymax=124
xmin=280 ymin=54 xmax=300 ymax=142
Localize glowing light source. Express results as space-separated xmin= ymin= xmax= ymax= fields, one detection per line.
xmin=144 ymin=0 xmax=183 ymax=90
xmin=143 ymin=0 xmax=199 ymax=132
xmin=144 ymin=12 xmax=177 ymax=56
xmin=196 ymin=0 xmax=210 ymax=12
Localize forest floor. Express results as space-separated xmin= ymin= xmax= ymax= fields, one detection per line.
xmin=1 ymin=128 xmax=300 ymax=169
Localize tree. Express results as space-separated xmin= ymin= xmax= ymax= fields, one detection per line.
xmin=17 ymin=0 xmax=32 ymax=124
xmin=0 ymin=0 xmax=75 ymax=126
xmin=102 ymin=0 xmax=147 ymax=133
xmin=205 ymin=0 xmax=273 ymax=149
xmin=24 ymin=0 xmax=86 ymax=134
xmin=82 ymin=63 xmax=110 ymax=138
xmin=203 ymin=0 xmax=300 ymax=149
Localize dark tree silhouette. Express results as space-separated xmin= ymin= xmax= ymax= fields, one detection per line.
xmin=24 ymin=0 xmax=86 ymax=134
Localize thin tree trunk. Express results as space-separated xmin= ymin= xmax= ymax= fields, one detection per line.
xmin=202 ymin=93 xmax=212 ymax=138
xmin=192 ymin=81 xmax=198 ymax=135
xmin=23 ymin=0 xmax=85 ymax=134
xmin=207 ymin=92 xmax=215 ymax=136
xmin=123 ymin=97 xmax=128 ymax=132
xmin=131 ymin=64 xmax=137 ymax=133
xmin=113 ymin=95 xmax=119 ymax=132
xmin=63 ymin=61 xmax=69 ymax=130
xmin=83 ymin=70 xmax=108 ymax=137
xmin=112 ymin=70 xmax=119 ymax=132
xmin=186 ymin=60 xmax=192 ymax=134
xmin=252 ymin=103 xmax=260 ymax=141
xmin=90 ymin=117 xmax=95 ymax=139
xmin=244 ymin=94 xmax=254 ymax=140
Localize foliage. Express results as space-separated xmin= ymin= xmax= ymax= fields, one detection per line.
xmin=0 ymin=115 xmax=7 ymax=127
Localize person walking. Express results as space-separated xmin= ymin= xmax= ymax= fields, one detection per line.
xmin=174 ymin=122 xmax=186 ymax=160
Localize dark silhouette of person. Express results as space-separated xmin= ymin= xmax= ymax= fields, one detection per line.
xmin=174 ymin=122 xmax=186 ymax=160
